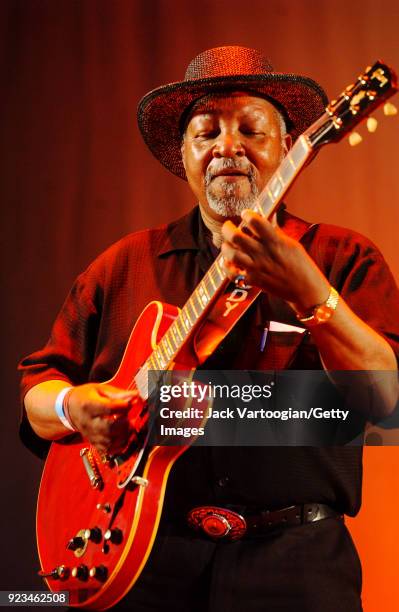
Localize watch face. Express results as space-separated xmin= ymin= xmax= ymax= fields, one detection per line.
xmin=315 ymin=303 xmax=334 ymax=324
xmin=296 ymin=287 xmax=339 ymax=326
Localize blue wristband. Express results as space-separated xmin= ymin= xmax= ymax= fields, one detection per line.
xmin=54 ymin=386 xmax=75 ymax=431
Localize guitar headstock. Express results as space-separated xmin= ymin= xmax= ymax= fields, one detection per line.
xmin=305 ymin=61 xmax=398 ymax=149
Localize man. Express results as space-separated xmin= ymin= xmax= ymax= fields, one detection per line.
xmin=19 ymin=46 xmax=399 ymax=611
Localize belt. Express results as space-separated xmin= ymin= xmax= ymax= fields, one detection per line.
xmin=187 ymin=503 xmax=343 ymax=541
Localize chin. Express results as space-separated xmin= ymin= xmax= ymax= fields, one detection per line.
xmin=206 ymin=190 xmax=257 ymax=219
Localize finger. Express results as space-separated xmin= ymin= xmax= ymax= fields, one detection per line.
xmin=89 ymin=397 xmax=133 ymax=420
xmin=91 ymin=412 xmax=129 ymax=437
xmin=98 ymin=385 xmax=139 ymax=400
xmin=221 ymin=220 xmax=256 ymax=248
xmin=221 ymin=242 xmax=254 ymax=271
xmin=240 ymin=209 xmax=277 ymax=241
xmin=97 ymin=415 xmax=131 ymax=453
xmin=221 ymin=223 xmax=264 ymax=264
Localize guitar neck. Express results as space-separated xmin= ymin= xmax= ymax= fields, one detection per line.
xmin=134 ymin=135 xmax=313 ymax=398
xmin=252 ymin=135 xmax=313 ymax=218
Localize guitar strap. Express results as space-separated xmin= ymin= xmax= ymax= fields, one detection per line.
xmin=193 ymin=213 xmax=314 ymax=364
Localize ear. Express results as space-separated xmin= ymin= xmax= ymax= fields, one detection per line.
xmin=282 ymin=133 xmax=292 ymax=153
xmin=180 ymin=138 xmax=186 ymax=170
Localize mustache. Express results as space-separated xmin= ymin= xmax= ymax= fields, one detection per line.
xmin=205 ymin=159 xmax=256 ymax=185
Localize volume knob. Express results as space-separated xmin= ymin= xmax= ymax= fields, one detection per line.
xmin=104 ymin=528 xmax=123 ymax=544
xmin=71 ymin=564 xmax=89 ymax=581
xmin=89 ymin=565 xmax=108 ymax=582
xmin=83 ymin=527 xmax=102 ymax=543
xmin=67 ymin=536 xmax=85 ymax=551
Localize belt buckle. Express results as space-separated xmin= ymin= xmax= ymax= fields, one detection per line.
xmin=187 ymin=506 xmax=247 ymax=541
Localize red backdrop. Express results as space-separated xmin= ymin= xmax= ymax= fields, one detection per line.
xmin=1 ymin=0 xmax=398 ymax=608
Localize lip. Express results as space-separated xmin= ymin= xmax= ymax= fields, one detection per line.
xmin=212 ymin=170 xmax=248 ymax=179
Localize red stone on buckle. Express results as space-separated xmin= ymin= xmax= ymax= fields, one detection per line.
xmin=187 ymin=506 xmax=247 ymax=540
xmin=202 ymin=514 xmax=231 ymax=538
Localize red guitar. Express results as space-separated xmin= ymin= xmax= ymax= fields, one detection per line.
xmin=36 ymin=61 xmax=397 ymax=609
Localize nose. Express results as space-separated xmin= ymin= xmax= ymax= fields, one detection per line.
xmin=212 ymin=130 xmax=245 ymax=159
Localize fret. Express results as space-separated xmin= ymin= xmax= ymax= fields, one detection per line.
xmin=174 ymin=321 xmax=184 ymax=341
xmin=213 ymin=259 xmax=225 ymax=281
xmin=157 ymin=343 xmax=168 ymax=367
xmin=180 ymin=308 xmax=193 ymax=332
xmin=189 ymin=295 xmax=199 ymax=317
xmin=207 ymin=269 xmax=217 ymax=290
xmin=269 ymin=174 xmax=283 ymax=199
xmin=152 ymin=351 xmax=162 ymax=369
xmin=185 ymin=300 xmax=196 ymax=321
xmin=291 ymin=136 xmax=310 ymax=166
xmin=252 ymin=201 xmax=264 ymax=216
xmin=286 ymin=152 xmax=297 ymax=171
xmin=168 ymin=331 xmax=178 ymax=352
xmin=163 ymin=333 xmax=175 ymax=357
xmin=279 ymin=158 xmax=295 ymax=184
xmin=195 ymin=290 xmax=207 ymax=313
xmin=160 ymin=340 xmax=171 ymax=360
xmin=198 ymin=282 xmax=210 ymax=305
xmin=147 ymin=355 xmax=156 ymax=371
xmin=170 ymin=324 xmax=180 ymax=345
xmin=258 ymin=193 xmax=274 ymax=217
xmin=155 ymin=352 xmax=165 ymax=369
xmin=266 ymin=187 xmax=274 ymax=203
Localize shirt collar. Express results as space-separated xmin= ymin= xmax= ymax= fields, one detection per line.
xmin=156 ymin=205 xmax=206 ymax=256
xmin=156 ymin=203 xmax=311 ymax=257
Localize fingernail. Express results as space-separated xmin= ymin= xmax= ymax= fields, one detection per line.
xmin=241 ymin=209 xmax=250 ymax=218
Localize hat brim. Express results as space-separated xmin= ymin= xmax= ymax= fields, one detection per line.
xmin=137 ymin=73 xmax=328 ymax=180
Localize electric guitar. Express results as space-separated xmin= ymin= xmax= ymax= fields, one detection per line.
xmin=36 ymin=61 xmax=397 ymax=609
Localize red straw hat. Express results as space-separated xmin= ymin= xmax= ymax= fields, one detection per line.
xmin=137 ymin=46 xmax=328 ymax=180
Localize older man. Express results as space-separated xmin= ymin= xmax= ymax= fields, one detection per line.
xmin=19 ymin=46 xmax=399 ymax=611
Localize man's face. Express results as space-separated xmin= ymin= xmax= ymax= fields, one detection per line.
xmin=181 ymin=93 xmax=289 ymax=221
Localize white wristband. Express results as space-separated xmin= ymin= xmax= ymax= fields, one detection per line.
xmin=54 ymin=386 xmax=75 ymax=431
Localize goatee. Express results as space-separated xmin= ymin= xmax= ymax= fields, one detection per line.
xmin=205 ymin=160 xmax=259 ymax=217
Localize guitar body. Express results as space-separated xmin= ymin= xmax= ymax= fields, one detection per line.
xmin=37 ymin=301 xmax=196 ymax=609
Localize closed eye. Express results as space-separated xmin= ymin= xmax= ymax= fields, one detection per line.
xmin=195 ymin=130 xmax=219 ymax=139
xmin=241 ymin=129 xmax=265 ymax=136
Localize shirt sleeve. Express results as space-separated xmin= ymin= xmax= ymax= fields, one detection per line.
xmin=311 ymin=224 xmax=399 ymax=362
xmin=18 ymin=264 xmax=103 ymax=457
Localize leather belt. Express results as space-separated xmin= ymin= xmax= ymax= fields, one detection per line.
xmin=187 ymin=503 xmax=343 ymax=541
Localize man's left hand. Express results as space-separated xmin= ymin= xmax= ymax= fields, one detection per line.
xmin=221 ymin=209 xmax=330 ymax=313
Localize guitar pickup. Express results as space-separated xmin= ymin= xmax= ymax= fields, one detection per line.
xmin=80 ymin=447 xmax=103 ymax=489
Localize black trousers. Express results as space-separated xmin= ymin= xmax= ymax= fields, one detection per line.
xmin=112 ymin=517 xmax=362 ymax=611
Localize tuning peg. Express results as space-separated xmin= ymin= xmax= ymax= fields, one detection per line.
xmin=366 ymin=117 xmax=378 ymax=133
xmin=349 ymin=132 xmax=363 ymax=146
xmin=383 ymin=102 xmax=397 ymax=116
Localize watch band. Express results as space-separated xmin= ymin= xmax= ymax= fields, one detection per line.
xmin=296 ymin=286 xmax=339 ymax=326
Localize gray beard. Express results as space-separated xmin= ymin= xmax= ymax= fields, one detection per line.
xmin=206 ymin=183 xmax=259 ymax=217
xmin=204 ymin=163 xmax=259 ymax=217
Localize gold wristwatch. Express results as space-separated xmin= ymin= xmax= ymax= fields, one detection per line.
xmin=296 ymin=286 xmax=339 ymax=326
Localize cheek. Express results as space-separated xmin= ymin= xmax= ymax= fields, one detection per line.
xmin=257 ymin=139 xmax=284 ymax=171
xmin=183 ymin=144 xmax=209 ymax=185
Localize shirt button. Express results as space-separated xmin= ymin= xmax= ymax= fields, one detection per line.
xmin=217 ymin=476 xmax=230 ymax=487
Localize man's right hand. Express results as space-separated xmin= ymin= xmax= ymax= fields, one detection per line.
xmin=24 ymin=380 xmax=140 ymax=456
xmin=67 ymin=383 xmax=139 ymax=455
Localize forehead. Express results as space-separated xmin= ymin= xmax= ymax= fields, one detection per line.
xmin=185 ymin=92 xmax=278 ymax=125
